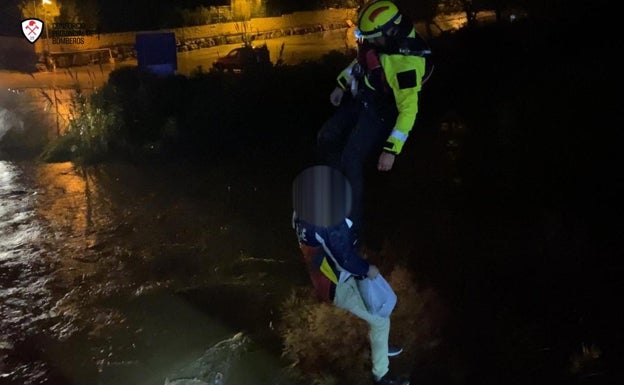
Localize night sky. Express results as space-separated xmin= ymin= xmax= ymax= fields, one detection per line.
xmin=0 ymin=0 xmax=22 ymax=36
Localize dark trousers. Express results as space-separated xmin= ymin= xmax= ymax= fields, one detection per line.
xmin=316 ymin=94 xmax=394 ymax=237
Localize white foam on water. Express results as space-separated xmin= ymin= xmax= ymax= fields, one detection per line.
xmin=0 ymin=108 xmax=24 ymax=141
xmin=1 ymin=161 xmax=40 ymax=261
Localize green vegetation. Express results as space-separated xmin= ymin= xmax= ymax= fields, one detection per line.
xmin=40 ymin=87 xmax=121 ymax=163
xmin=40 ymin=50 xmax=351 ymax=165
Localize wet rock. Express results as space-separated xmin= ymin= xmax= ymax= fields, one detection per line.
xmin=164 ymin=332 xmax=251 ymax=385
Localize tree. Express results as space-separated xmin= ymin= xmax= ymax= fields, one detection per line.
xmin=459 ymin=0 xmax=477 ymax=27
xmin=19 ymin=0 xmax=60 ymax=21
xmin=0 ymin=0 xmax=22 ymax=36
xmin=265 ymin=0 xmax=322 ymax=16
xmin=320 ymin=0 xmax=361 ymax=8
xmin=395 ymin=0 xmax=440 ymax=37
xmin=54 ymin=0 xmax=99 ymax=27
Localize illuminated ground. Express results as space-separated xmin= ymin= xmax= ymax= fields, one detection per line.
xmin=0 ymin=30 xmax=353 ymax=90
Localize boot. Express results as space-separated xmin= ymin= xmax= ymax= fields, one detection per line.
xmin=374 ymin=371 xmax=409 ymax=385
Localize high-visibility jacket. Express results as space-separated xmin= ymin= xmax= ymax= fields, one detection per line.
xmin=336 ymin=28 xmax=426 ymax=155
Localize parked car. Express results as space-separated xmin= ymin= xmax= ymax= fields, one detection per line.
xmin=212 ymin=44 xmax=271 ymax=72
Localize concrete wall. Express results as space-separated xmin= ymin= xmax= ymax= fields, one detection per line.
xmin=34 ymin=8 xmax=358 ymax=54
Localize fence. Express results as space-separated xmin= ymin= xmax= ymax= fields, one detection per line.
xmin=46 ymin=48 xmax=114 ymax=70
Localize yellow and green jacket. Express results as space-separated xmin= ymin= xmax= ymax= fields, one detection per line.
xmin=336 ymin=29 xmax=426 ymax=155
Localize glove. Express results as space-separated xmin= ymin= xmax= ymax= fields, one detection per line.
xmin=329 ymin=87 xmax=344 ymax=106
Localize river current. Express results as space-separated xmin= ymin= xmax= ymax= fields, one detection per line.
xmin=1 ymin=159 xmax=301 ymax=385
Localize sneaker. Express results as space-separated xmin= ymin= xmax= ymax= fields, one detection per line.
xmin=388 ymin=345 xmax=403 ymax=357
xmin=374 ymin=372 xmax=410 ymax=385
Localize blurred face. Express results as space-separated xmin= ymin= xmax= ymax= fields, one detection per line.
xmin=366 ymin=35 xmax=386 ymax=47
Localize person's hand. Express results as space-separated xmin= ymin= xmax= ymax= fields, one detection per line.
xmin=329 ymin=87 xmax=344 ymax=106
xmin=377 ymin=152 xmax=396 ymax=171
xmin=367 ymin=264 xmax=380 ymax=279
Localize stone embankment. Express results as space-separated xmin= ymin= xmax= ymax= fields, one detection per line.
xmin=2 ymin=9 xmax=482 ymax=72
xmin=36 ymin=9 xmax=357 ymax=57
xmin=2 ymin=9 xmax=358 ymax=71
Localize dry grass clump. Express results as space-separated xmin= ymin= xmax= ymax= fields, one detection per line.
xmin=279 ymin=266 xmax=445 ymax=385
xmin=279 ymin=287 xmax=370 ymax=385
xmin=387 ymin=267 xmax=446 ymax=364
xmin=569 ymin=343 xmax=602 ymax=375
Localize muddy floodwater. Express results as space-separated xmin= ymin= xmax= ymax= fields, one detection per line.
xmin=1 ymin=159 xmax=304 ymax=385
xmin=1 ymin=147 xmax=621 ymax=385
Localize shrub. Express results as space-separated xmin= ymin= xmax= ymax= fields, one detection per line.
xmin=278 ymin=266 xmax=443 ymax=385
xmin=41 ymin=88 xmax=121 ymax=164
xmin=39 ymin=50 xmax=356 ymax=164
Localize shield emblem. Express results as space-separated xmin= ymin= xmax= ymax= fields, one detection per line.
xmin=22 ymin=18 xmax=44 ymax=43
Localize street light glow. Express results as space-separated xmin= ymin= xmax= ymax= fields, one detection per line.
xmin=43 ymin=0 xmax=51 ymax=5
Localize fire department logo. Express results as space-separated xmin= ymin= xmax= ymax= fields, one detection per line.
xmin=22 ymin=18 xmax=44 ymax=43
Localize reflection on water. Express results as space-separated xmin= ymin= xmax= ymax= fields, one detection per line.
xmin=36 ymin=163 xmax=96 ymax=237
xmin=1 ymin=160 xmax=300 ymax=385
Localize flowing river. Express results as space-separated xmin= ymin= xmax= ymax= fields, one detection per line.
xmin=1 ymin=158 xmax=304 ymax=385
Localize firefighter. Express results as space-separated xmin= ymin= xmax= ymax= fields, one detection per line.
xmin=316 ymin=0 xmax=431 ymax=243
